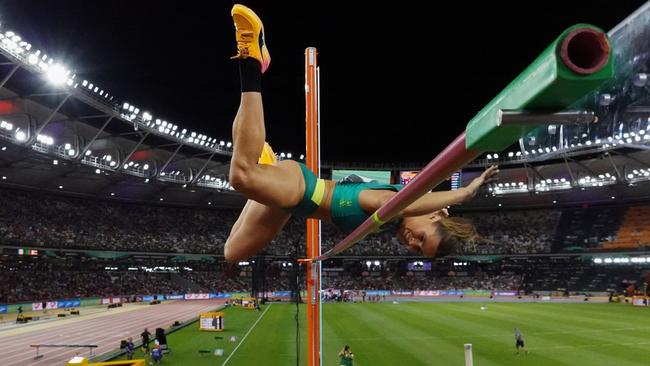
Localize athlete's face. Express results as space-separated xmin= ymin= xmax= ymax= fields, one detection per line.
xmin=397 ymin=209 xmax=448 ymax=256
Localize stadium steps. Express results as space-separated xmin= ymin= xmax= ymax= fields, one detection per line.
xmin=602 ymin=205 xmax=650 ymax=250
xmin=170 ymin=273 xmax=202 ymax=292
xmin=552 ymin=206 xmax=628 ymax=252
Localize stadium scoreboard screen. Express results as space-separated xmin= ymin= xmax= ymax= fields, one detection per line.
xmin=408 ymin=261 xmax=432 ymax=271
xmin=400 ymin=171 xmax=418 ymax=185
xmin=199 ymin=312 xmax=224 ymax=331
xmin=17 ymin=248 xmax=38 ymax=256
xmin=450 ymin=171 xmax=461 ymax=190
xmin=400 ymin=171 xmax=461 ymax=191
xmin=332 ymin=169 xmax=391 ymax=184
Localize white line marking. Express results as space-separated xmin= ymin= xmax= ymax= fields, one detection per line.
xmin=222 ymin=304 xmax=272 ymax=366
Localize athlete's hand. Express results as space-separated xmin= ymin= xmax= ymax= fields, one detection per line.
xmin=464 ymin=165 xmax=499 ymax=199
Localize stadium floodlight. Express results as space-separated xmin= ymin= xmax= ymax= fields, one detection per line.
xmin=46 ymin=64 xmax=68 ymax=85
xmin=143 ymin=164 xmax=149 ymax=170
xmin=593 ymin=258 xmax=603 ymax=264
xmin=287 ymin=153 xmax=292 ymax=158
xmin=58 ymin=185 xmax=63 ymax=189
xmin=15 ymin=130 xmax=26 ymax=141
xmin=226 ymin=142 xmax=232 ymax=148
xmin=507 ymin=152 xmax=514 ymax=157
xmin=28 ymin=53 xmax=39 ymax=64
xmin=67 ymin=149 xmax=75 ymax=156
xmin=110 ymin=193 xmax=115 ymax=196
xmin=208 ymin=201 xmax=212 ymax=205
xmin=486 ymin=154 xmax=492 ymax=159
xmin=1 ymin=176 xmax=5 ymax=180
xmin=144 ymin=178 xmax=150 ymax=183
xmin=53 ymin=160 xmax=58 ymax=165
xmin=159 ymin=198 xmax=163 ymax=201
xmin=64 ymin=143 xmax=71 ymax=150
xmin=109 ymin=161 xmax=116 ymax=167
xmin=219 ymin=141 xmax=225 ymax=146
xmin=85 ymin=150 xmax=92 ymax=156
xmin=95 ymin=169 xmax=101 ymax=174
xmin=1 ymin=147 xmax=5 ymax=151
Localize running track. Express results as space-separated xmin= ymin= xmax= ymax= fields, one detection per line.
xmin=0 ymin=300 xmax=222 ymax=366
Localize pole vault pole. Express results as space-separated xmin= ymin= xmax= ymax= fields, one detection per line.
xmin=305 ymin=46 xmax=322 ymax=366
xmin=314 ymin=24 xmax=614 ymax=262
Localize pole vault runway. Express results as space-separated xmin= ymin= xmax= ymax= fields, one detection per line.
xmin=0 ymin=299 xmax=222 ymax=366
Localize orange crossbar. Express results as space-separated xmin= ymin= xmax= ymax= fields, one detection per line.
xmin=305 ymin=47 xmax=321 ymax=366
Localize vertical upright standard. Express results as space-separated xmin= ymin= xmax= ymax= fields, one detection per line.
xmin=304 ymin=47 xmax=322 ymax=366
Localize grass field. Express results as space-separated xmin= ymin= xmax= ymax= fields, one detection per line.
xmin=120 ymin=301 xmax=650 ymax=365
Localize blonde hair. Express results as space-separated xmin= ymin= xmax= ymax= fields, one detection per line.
xmin=434 ymin=216 xmax=480 ymax=256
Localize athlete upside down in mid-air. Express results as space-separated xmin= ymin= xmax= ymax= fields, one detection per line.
xmin=224 ymin=4 xmax=498 ymax=263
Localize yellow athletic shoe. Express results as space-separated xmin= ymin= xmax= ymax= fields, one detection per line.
xmin=258 ymin=142 xmax=277 ymax=165
xmin=231 ymin=4 xmax=271 ymax=73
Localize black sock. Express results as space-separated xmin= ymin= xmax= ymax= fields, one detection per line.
xmin=239 ymin=59 xmax=262 ymax=92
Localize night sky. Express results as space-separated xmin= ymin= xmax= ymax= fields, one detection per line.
xmin=1 ymin=1 xmax=645 ymax=163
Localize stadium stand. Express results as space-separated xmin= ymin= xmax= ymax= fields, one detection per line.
xmin=552 ymin=205 xmax=628 ymax=252
xmin=602 ymin=205 xmax=650 ymax=250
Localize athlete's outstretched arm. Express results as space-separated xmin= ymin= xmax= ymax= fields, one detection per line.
xmin=399 ymin=165 xmax=498 ymax=217
xmin=361 ymin=166 xmax=498 ymax=217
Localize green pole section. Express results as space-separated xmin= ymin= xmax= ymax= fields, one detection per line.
xmin=466 ymin=24 xmax=614 ymax=151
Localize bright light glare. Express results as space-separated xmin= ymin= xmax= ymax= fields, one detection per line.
xmin=46 ymin=64 xmax=67 ymax=85
xmin=15 ymin=130 xmax=26 ymax=141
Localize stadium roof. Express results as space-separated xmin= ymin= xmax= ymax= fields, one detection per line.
xmin=0 ymin=1 xmax=649 ymax=209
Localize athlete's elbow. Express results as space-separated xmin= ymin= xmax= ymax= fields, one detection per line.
xmin=224 ymin=241 xmax=245 ymax=264
xmin=229 ymin=166 xmax=249 ymax=192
